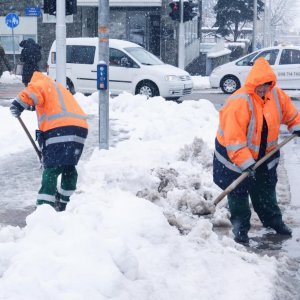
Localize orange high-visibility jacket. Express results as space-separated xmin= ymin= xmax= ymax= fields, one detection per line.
xmin=15 ymin=72 xmax=88 ymax=132
xmin=216 ymin=57 xmax=300 ymax=171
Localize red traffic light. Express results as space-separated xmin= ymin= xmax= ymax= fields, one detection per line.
xmin=169 ymin=1 xmax=180 ymax=21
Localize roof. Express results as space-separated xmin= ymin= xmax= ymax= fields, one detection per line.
xmin=64 ymin=38 xmax=142 ymax=48
xmin=77 ymin=0 xmax=161 ymax=7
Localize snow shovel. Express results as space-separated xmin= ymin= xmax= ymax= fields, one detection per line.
xmin=17 ymin=116 xmax=42 ymax=162
xmin=213 ymin=133 xmax=297 ymax=206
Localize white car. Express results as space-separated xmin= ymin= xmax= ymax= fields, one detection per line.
xmin=47 ymin=38 xmax=193 ymax=100
xmin=210 ymin=46 xmax=300 ymax=94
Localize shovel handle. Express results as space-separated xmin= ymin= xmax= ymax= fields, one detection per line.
xmin=17 ymin=116 xmax=42 ymax=162
xmin=213 ymin=134 xmax=297 ymax=206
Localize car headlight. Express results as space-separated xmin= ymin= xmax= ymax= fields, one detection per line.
xmin=165 ymin=75 xmax=180 ymax=81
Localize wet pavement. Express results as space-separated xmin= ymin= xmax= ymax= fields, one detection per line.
xmin=0 ymin=82 xmax=23 ymax=104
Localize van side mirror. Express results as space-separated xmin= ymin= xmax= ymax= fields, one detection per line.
xmin=248 ymin=61 xmax=254 ymax=66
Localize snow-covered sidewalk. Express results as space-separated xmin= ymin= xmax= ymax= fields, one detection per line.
xmin=0 ymin=86 xmax=281 ymax=299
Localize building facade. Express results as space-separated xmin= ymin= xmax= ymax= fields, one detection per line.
xmin=0 ymin=0 xmax=201 ymax=72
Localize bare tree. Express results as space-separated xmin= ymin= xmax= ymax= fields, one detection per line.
xmin=202 ymin=0 xmax=217 ymax=27
xmin=269 ymin=0 xmax=295 ymax=27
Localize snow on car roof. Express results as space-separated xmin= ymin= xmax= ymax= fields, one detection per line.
xmin=63 ymin=37 xmax=142 ymax=48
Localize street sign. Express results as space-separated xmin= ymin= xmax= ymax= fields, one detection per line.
xmin=25 ymin=7 xmax=41 ymax=17
xmin=5 ymin=13 xmax=20 ymax=29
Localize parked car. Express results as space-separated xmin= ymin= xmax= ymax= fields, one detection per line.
xmin=209 ymin=45 xmax=300 ymax=94
xmin=47 ymin=38 xmax=193 ymax=100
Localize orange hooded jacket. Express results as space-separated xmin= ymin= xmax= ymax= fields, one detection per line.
xmin=16 ymin=72 xmax=88 ymax=132
xmin=216 ymin=57 xmax=300 ymax=171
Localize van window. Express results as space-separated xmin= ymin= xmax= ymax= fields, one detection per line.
xmin=279 ymin=49 xmax=300 ymax=65
xmin=109 ymin=48 xmax=139 ymax=68
xmin=66 ymin=45 xmax=96 ymax=64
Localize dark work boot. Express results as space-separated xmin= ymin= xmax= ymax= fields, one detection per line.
xmin=55 ymin=202 xmax=67 ymax=212
xmin=273 ymin=223 xmax=292 ymax=236
xmin=234 ymin=230 xmax=249 ymax=244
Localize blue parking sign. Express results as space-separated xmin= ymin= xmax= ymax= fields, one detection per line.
xmin=5 ymin=13 xmax=20 ymax=29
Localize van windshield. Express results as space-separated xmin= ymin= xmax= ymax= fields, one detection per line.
xmin=125 ymin=47 xmax=164 ymax=65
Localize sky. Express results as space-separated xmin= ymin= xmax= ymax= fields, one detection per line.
xmin=0 ymin=72 xmax=283 ymax=299
xmin=291 ymin=2 xmax=300 ymax=28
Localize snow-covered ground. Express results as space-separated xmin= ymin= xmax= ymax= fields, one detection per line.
xmin=0 ymin=73 xmax=285 ymax=299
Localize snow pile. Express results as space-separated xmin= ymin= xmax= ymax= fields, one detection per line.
xmin=0 ymin=71 xmax=22 ymax=84
xmin=0 ymin=91 xmax=279 ymax=299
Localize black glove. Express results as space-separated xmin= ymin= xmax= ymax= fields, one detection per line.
xmin=293 ymin=130 xmax=300 ymax=137
xmin=244 ymin=165 xmax=256 ymax=177
xmin=10 ymin=101 xmax=24 ymax=118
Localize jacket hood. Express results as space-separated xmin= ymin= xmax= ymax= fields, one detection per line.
xmin=19 ymin=38 xmax=36 ymax=48
xmin=244 ymin=57 xmax=277 ymax=93
xmin=19 ymin=40 xmax=27 ymax=47
xmin=30 ymin=71 xmax=52 ymax=84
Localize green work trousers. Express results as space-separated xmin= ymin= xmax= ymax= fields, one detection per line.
xmin=37 ymin=166 xmax=78 ymax=207
xmin=227 ymin=170 xmax=283 ymax=235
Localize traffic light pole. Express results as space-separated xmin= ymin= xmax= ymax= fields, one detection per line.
xmin=98 ymin=0 xmax=110 ymax=150
xmin=56 ymin=0 xmax=66 ymax=87
xmin=253 ymin=0 xmax=257 ymax=51
xmin=178 ymin=0 xmax=185 ymax=69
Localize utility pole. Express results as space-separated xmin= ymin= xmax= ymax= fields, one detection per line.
xmin=198 ymin=0 xmax=202 ymax=43
xmin=56 ymin=0 xmax=66 ymax=87
xmin=98 ymin=0 xmax=109 ymax=150
xmin=263 ymin=0 xmax=267 ymax=47
xmin=253 ymin=0 xmax=257 ymax=51
xmin=178 ymin=0 xmax=185 ymax=69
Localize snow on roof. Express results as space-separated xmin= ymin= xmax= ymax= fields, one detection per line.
xmin=78 ymin=0 xmax=161 ymax=7
xmin=207 ymin=48 xmax=231 ymax=58
xmin=225 ymin=42 xmax=246 ymax=49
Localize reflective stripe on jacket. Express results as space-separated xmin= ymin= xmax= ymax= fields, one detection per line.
xmin=15 ymin=72 xmax=88 ymax=132
xmin=213 ymin=57 xmax=300 ymax=193
xmin=216 ymin=58 xmax=300 ymax=172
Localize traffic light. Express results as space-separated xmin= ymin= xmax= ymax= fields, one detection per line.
xmin=43 ymin=0 xmax=77 ymax=16
xmin=183 ymin=0 xmax=199 ymax=22
xmin=44 ymin=0 xmax=56 ymax=15
xmin=169 ymin=1 xmax=180 ymax=22
xmin=66 ymin=0 xmax=77 ymax=15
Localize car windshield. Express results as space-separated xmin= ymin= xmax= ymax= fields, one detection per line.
xmin=125 ymin=47 xmax=164 ymax=65
xmin=236 ymin=51 xmax=260 ymax=66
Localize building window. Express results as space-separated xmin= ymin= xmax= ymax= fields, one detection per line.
xmin=110 ymin=11 xmax=127 ymax=40
xmin=0 ymin=35 xmax=37 ymax=54
xmin=0 ymin=16 xmax=37 ymax=54
xmin=127 ymin=12 xmax=146 ymax=48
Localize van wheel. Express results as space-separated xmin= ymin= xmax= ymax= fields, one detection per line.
xmin=67 ymin=79 xmax=76 ymax=95
xmin=136 ymin=81 xmax=159 ymax=98
xmin=220 ymin=76 xmax=240 ymax=94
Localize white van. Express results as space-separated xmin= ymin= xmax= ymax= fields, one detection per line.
xmin=47 ymin=38 xmax=193 ymax=100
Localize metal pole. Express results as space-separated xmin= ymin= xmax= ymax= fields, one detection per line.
xmin=98 ymin=0 xmax=110 ymax=150
xmin=12 ymin=27 xmax=16 ymax=68
xmin=269 ymin=0 xmax=273 ymax=45
xmin=56 ymin=0 xmax=66 ymax=87
xmin=178 ymin=0 xmax=185 ymax=69
xmin=263 ymin=0 xmax=267 ymax=47
xmin=253 ymin=0 xmax=257 ymax=51
xmin=198 ymin=0 xmax=202 ymax=43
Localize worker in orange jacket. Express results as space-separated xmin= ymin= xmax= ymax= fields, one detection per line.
xmin=10 ymin=72 xmax=88 ymax=211
xmin=213 ymin=57 xmax=300 ymax=243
